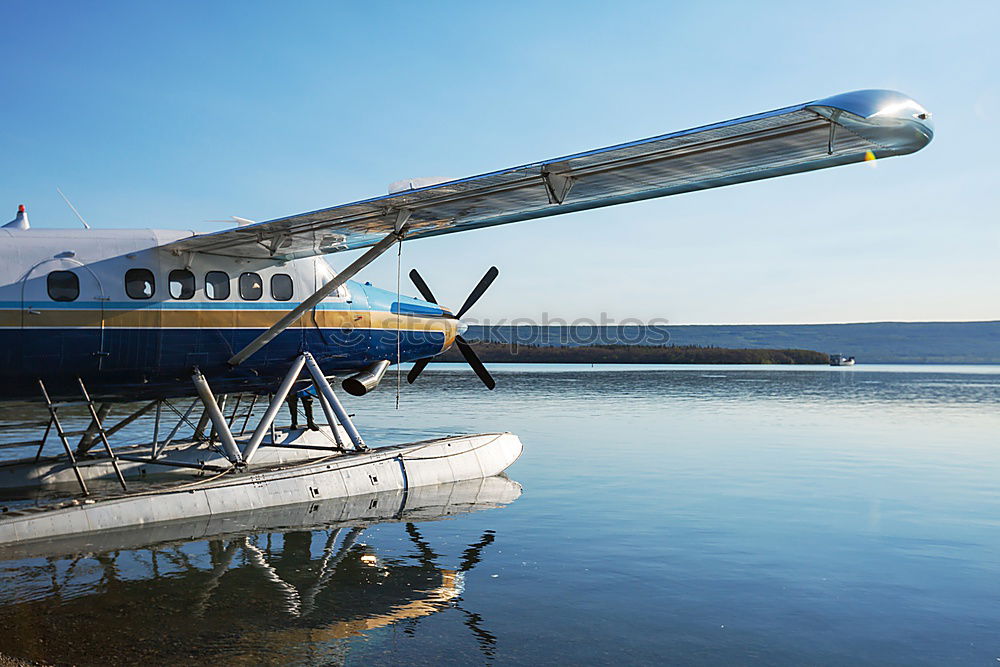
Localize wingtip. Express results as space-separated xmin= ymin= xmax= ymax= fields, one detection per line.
xmin=808 ymin=89 xmax=934 ymax=154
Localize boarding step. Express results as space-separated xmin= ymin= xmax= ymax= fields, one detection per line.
xmin=33 ymin=378 xmax=129 ymax=496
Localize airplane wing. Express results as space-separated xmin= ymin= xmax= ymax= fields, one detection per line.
xmin=163 ymin=89 xmax=932 ymax=261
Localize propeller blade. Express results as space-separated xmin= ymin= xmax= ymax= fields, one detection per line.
xmin=455 ymin=336 xmax=496 ymax=390
xmin=458 ymin=530 xmax=497 ymax=572
xmin=456 ymin=266 xmax=499 ymax=319
xmin=408 ymin=269 xmax=438 ymax=304
xmin=407 ymin=357 xmax=431 ymax=384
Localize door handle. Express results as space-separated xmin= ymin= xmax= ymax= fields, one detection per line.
xmin=26 ymin=308 xmax=41 ymax=315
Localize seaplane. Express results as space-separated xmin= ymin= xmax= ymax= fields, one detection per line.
xmin=0 ymin=89 xmax=932 ymax=546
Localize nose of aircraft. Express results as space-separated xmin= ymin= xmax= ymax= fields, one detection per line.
xmin=360 ymin=282 xmax=461 ymax=357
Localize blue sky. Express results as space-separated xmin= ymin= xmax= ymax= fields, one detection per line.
xmin=2 ymin=1 xmax=997 ymax=324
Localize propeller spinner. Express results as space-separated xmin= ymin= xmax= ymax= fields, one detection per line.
xmin=407 ymin=267 xmax=498 ymax=390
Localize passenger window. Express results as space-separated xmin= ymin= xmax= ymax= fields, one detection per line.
xmin=239 ymin=272 xmax=263 ymax=301
xmin=271 ymin=273 xmax=293 ymax=301
xmin=47 ymin=271 xmax=79 ymax=302
xmin=205 ymin=271 xmax=230 ymax=300
xmin=168 ymin=269 xmax=195 ymax=300
xmin=125 ymin=268 xmax=155 ymax=299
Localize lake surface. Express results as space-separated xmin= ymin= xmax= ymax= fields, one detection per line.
xmin=1 ymin=364 xmax=999 ymax=665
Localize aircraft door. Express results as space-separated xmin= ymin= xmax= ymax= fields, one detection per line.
xmin=310 ymin=260 xmax=370 ymax=363
xmin=20 ymin=258 xmax=107 ymax=374
xmin=338 ymin=280 xmax=371 ymax=360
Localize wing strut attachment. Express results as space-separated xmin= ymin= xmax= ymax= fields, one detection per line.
xmin=541 ymin=163 xmax=574 ymax=204
xmin=228 ymin=224 xmax=409 ymax=366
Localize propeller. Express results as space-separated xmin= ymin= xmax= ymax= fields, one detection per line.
xmin=405 ymin=523 xmax=499 ymax=657
xmin=407 ymin=266 xmax=498 ymax=390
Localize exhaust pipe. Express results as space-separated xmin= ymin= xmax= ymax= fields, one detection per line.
xmin=341 ymin=360 xmax=391 ymax=396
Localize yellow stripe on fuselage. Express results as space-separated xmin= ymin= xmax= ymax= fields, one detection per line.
xmin=4 ymin=308 xmax=458 ymax=342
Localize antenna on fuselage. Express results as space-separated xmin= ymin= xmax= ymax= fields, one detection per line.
xmin=56 ymin=188 xmax=91 ymax=229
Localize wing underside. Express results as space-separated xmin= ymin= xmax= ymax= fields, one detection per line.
xmin=162 ymin=90 xmax=932 ymax=260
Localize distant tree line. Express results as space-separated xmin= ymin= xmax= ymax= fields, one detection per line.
xmin=437 ymin=342 xmax=829 ymax=365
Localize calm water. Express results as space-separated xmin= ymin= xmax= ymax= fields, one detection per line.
xmin=1 ymin=364 xmax=999 ymax=665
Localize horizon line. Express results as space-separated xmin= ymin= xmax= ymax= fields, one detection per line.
xmin=464 ymin=319 xmax=1000 ymax=327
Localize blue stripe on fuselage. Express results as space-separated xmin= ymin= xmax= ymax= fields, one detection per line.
xmin=0 ymin=325 xmax=446 ymax=401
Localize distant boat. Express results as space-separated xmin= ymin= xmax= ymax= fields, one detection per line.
xmin=829 ymin=354 xmax=856 ymax=366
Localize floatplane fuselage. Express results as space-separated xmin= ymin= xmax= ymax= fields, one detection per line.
xmin=0 ymin=223 xmax=455 ymax=402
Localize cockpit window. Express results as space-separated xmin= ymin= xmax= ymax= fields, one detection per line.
xmin=125 ymin=268 xmax=155 ymax=300
xmin=316 ymin=262 xmax=348 ymax=299
xmin=47 ymin=271 xmax=79 ymax=302
xmin=324 ymin=284 xmax=348 ymax=299
xmin=239 ymin=272 xmax=263 ymax=301
xmin=205 ymin=271 xmax=230 ymax=300
xmin=168 ymin=269 xmax=195 ymax=300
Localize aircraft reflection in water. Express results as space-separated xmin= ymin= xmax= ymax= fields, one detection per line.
xmin=0 ymin=476 xmax=520 ymax=666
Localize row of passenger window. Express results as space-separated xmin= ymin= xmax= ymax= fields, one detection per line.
xmin=46 ymin=269 xmax=294 ymax=302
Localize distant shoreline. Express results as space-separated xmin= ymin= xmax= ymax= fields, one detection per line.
xmin=460 ymin=322 xmax=1000 ymax=364
xmin=438 ymin=342 xmax=828 ymax=365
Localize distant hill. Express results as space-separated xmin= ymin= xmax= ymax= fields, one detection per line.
xmin=463 ymin=321 xmax=1000 ymax=364
xmin=439 ymin=343 xmax=827 ymax=365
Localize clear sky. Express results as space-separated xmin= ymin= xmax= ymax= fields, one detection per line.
xmin=2 ymin=1 xmax=997 ymax=325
